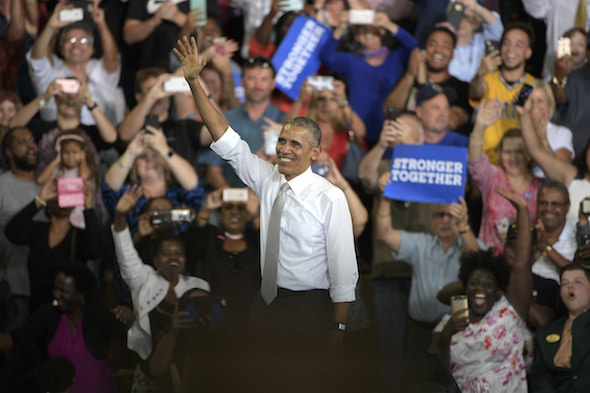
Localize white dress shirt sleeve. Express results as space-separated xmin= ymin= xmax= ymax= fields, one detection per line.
xmin=326 ymin=193 xmax=359 ymax=303
xmin=210 ymin=126 xmax=275 ymax=195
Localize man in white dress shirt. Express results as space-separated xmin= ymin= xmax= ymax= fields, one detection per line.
xmin=174 ymin=37 xmax=358 ymax=370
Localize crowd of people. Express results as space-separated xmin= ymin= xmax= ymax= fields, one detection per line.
xmin=1 ymin=0 xmax=590 ymax=392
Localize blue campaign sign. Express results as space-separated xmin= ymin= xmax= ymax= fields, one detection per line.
xmin=384 ymin=145 xmax=468 ymax=204
xmin=271 ymin=15 xmax=330 ymax=100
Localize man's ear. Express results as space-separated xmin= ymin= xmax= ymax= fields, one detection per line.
xmin=310 ymin=145 xmax=320 ymax=162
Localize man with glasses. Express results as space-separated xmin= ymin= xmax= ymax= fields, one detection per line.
xmin=529 ymin=180 xmax=575 ymax=328
xmin=199 ymin=56 xmax=286 ymax=189
xmin=375 ymin=177 xmax=483 ymax=390
xmin=26 ymin=3 xmax=124 ymax=126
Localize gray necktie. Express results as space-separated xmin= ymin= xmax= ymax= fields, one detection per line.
xmin=261 ymin=181 xmax=289 ymax=305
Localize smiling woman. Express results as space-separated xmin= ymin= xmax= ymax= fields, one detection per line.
xmin=433 ymin=187 xmax=534 ymax=393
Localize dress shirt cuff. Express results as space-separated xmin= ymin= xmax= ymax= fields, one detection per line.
xmin=329 ymin=285 xmax=357 ymax=303
xmin=210 ymin=126 xmax=240 ymax=155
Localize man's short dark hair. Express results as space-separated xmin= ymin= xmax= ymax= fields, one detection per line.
xmin=537 ymin=180 xmax=570 ymax=204
xmin=2 ymin=126 xmax=30 ymax=155
xmin=501 ymin=22 xmax=535 ymax=49
xmin=284 ymin=117 xmax=322 ymax=147
xmin=424 ymin=26 xmax=457 ymax=48
xmin=58 ymin=263 xmax=98 ymax=303
xmin=135 ymin=67 xmax=167 ymax=94
xmin=155 ymin=234 xmax=186 ymax=257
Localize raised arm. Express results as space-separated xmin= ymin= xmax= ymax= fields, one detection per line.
xmin=253 ymin=0 xmax=280 ymax=47
xmin=469 ymin=51 xmax=500 ymax=101
xmin=174 ymin=36 xmax=229 ymax=141
xmin=118 ymin=73 xmax=172 ymax=141
xmin=383 ymin=48 xmax=425 ymax=111
xmin=5 ymin=0 xmax=26 ymax=41
xmin=145 ymin=127 xmax=198 ymax=190
xmin=10 ymin=80 xmax=60 ymax=127
xmin=285 ymin=80 xmax=311 ymax=122
xmin=374 ymin=173 xmax=402 ymax=252
xmin=90 ymin=5 xmax=119 ymax=74
xmin=79 ymin=82 xmax=117 ymax=142
xmin=468 ymin=99 xmax=501 ymax=163
xmin=30 ymin=2 xmax=71 ymax=60
xmin=124 ymin=0 xmax=186 ymax=45
xmin=449 ymin=197 xmax=479 ymax=252
xmin=104 ymin=131 xmax=146 ymax=190
xmin=551 ymin=52 xmax=570 ymax=106
xmin=495 ymin=186 xmax=532 ymax=320
xmin=326 ymin=157 xmax=368 ymax=237
xmin=517 ymin=99 xmax=576 ymax=186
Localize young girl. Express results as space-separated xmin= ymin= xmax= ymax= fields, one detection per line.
xmin=38 ymin=129 xmax=98 ymax=229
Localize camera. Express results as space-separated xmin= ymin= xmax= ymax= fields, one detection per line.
xmin=514 ymin=84 xmax=533 ymax=107
xmin=484 ymin=40 xmax=500 ymax=55
xmin=57 ymin=177 xmax=85 ymax=208
xmin=222 ymin=188 xmax=248 ymax=202
xmin=386 ymin=107 xmax=400 ymax=121
xmin=349 ymin=9 xmax=375 ymax=25
xmin=178 ymin=295 xmax=226 ymax=327
xmin=150 ymin=209 xmax=194 ymax=225
xmin=447 ymin=2 xmax=465 ymax=31
xmin=55 ymin=78 xmax=80 ymax=95
xmin=163 ymin=76 xmax=191 ymax=93
xmin=307 ymin=76 xmax=334 ymax=91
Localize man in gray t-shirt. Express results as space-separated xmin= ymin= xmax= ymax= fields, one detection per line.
xmin=0 ymin=127 xmax=42 ymax=327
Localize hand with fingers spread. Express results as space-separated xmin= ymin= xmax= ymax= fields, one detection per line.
xmin=174 ymin=36 xmax=208 ymax=82
xmin=115 ymin=185 xmax=143 ymax=215
xmin=475 ymin=99 xmax=502 ymax=128
xmin=494 ymin=186 xmax=527 ymax=211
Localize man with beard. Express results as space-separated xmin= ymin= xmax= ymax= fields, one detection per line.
xmin=469 ymin=22 xmax=536 ymax=165
xmin=384 ymin=26 xmax=472 ymax=136
xmin=199 ymin=57 xmax=286 ymax=189
xmin=0 ymin=127 xmax=41 ymax=327
xmin=118 ymin=67 xmax=209 ymax=170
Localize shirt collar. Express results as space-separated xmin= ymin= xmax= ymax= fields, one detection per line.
xmin=283 ymin=166 xmax=314 ymax=197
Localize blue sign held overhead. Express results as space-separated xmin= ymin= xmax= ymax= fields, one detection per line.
xmin=272 ymin=15 xmax=330 ymax=100
xmin=385 ymin=145 xmax=468 ymax=204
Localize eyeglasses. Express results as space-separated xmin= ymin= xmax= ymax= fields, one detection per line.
xmin=228 ymin=252 xmax=241 ymax=273
xmin=67 ymin=37 xmax=89 ymax=45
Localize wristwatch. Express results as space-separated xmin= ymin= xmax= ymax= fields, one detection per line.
xmin=166 ymin=148 xmax=175 ymax=161
xmin=335 ymin=322 xmax=346 ymax=332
